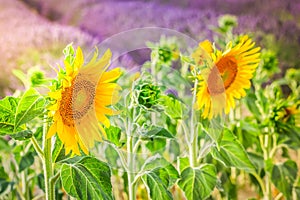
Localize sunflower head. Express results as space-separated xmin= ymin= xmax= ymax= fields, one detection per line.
xmin=193 ymin=35 xmax=261 ymax=119
xmin=47 ymin=45 xmax=121 ymax=155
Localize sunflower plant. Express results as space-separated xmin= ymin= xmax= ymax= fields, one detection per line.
xmin=0 ymin=44 xmax=122 ymax=200
xmin=0 ymin=25 xmax=299 ymax=200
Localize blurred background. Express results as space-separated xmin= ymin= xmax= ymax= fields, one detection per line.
xmin=0 ymin=0 xmax=299 ymax=97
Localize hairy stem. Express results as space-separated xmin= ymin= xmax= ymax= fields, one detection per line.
xmin=251 ymin=172 xmax=266 ymax=196
xmin=126 ymin=107 xmax=137 ymax=200
xmin=127 ymin=134 xmax=136 ymax=200
xmin=30 ymin=137 xmax=44 ymax=160
xmin=42 ymin=119 xmax=54 ymax=200
xmin=189 ymin=79 xmax=198 ymax=167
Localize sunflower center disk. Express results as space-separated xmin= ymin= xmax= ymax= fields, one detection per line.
xmin=59 ymin=79 xmax=95 ymax=126
xmin=207 ymin=56 xmax=237 ymax=95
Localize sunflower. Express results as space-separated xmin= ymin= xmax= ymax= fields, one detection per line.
xmin=193 ymin=35 xmax=260 ymax=119
xmin=47 ymin=46 xmax=121 ymax=155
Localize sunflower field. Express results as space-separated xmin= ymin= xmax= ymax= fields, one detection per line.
xmin=0 ymin=1 xmax=300 ymax=200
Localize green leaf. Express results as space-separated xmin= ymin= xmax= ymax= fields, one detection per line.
xmin=0 ymin=166 xmax=13 ymax=194
xmin=271 ymin=160 xmax=298 ymax=199
xmin=105 ymin=126 xmax=122 ymax=147
xmin=15 ymin=88 xmax=45 ymax=128
xmin=0 ymin=96 xmax=18 ymax=114
xmin=37 ymin=173 xmax=45 ymax=192
xmin=105 ymin=145 xmax=120 ymax=168
xmin=294 ymin=186 xmax=300 ymax=199
xmin=142 ymin=126 xmax=174 ymax=139
xmin=0 ymin=97 xmax=19 ymax=135
xmin=248 ymin=152 xmax=264 ymax=171
xmin=179 ymin=157 xmax=189 ymax=172
xmin=202 ymin=118 xmax=224 ymax=146
xmin=142 ymin=155 xmax=179 ymax=187
xmin=0 ymin=137 xmax=10 ymax=153
xmin=60 ymin=156 xmax=113 ymax=200
xmin=11 ymin=130 xmax=33 ymax=140
xmin=161 ymin=95 xmax=183 ymax=119
xmin=278 ymin=123 xmax=300 ymax=149
xmin=19 ymin=152 xmax=35 ymax=172
xmin=52 ymin=136 xmax=70 ymax=163
xmin=245 ymin=93 xmax=260 ymax=118
xmin=146 ymin=138 xmax=166 ymax=153
xmin=0 ymin=88 xmax=45 ymax=137
xmin=178 ymin=164 xmax=217 ymax=200
xmin=211 ymin=128 xmax=255 ymax=172
xmin=142 ymin=171 xmax=173 ymax=200
xmin=168 ymin=139 xmax=180 ymax=159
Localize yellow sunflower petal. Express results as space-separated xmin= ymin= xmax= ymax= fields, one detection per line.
xmin=100 ymin=68 xmax=122 ymax=83
xmin=200 ymin=40 xmax=213 ymax=54
xmin=47 ymin=122 xmax=57 ymax=139
xmin=49 ymin=90 xmax=62 ymax=100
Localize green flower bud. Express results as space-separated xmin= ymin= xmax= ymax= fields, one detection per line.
xmin=261 ymin=49 xmax=279 ymax=74
xmin=218 ymin=15 xmax=238 ymax=31
xmin=30 ymin=71 xmax=45 ymax=87
xmin=133 ymin=74 xmax=161 ymax=109
xmin=158 ymin=46 xmax=173 ymax=63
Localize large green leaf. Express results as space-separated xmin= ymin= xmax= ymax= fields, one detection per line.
xmin=179 ymin=157 xmax=189 ymax=172
xmin=0 ymin=97 xmax=19 ymax=135
xmin=105 ymin=126 xmax=122 ymax=147
xmin=142 ymin=170 xmax=173 ymax=200
xmin=142 ymin=155 xmax=179 ymax=187
xmin=145 ymin=138 xmax=166 ymax=153
xmin=178 ymin=164 xmax=217 ymax=200
xmin=0 ymin=96 xmax=18 ymax=114
xmin=0 ymin=88 xmax=45 ymax=137
xmin=245 ymin=93 xmax=260 ymax=118
xmin=161 ymin=95 xmax=183 ymax=119
xmin=14 ymin=88 xmax=45 ymax=128
xmin=60 ymin=156 xmax=113 ymax=200
xmin=52 ymin=136 xmax=70 ymax=163
xmin=0 ymin=165 xmax=13 ymax=194
xmin=142 ymin=126 xmax=174 ymax=139
xmin=271 ymin=160 xmax=298 ymax=199
xmin=19 ymin=152 xmax=35 ymax=172
xmin=0 ymin=137 xmax=10 ymax=153
xmin=11 ymin=130 xmax=33 ymax=141
xmin=211 ymin=128 xmax=255 ymax=172
xmin=105 ymin=145 xmax=120 ymax=168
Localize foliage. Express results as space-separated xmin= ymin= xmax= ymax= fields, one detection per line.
xmin=0 ymin=15 xmax=299 ymax=200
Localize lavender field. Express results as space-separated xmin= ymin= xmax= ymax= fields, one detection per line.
xmin=0 ymin=0 xmax=299 ymax=97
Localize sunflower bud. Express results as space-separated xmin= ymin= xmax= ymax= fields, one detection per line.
xmin=158 ymin=46 xmax=173 ymax=63
xmin=261 ymin=49 xmax=279 ymax=75
xmin=148 ymin=36 xmax=179 ymax=66
xmin=133 ymin=75 xmax=161 ymax=109
xmin=30 ymin=70 xmax=45 ymax=87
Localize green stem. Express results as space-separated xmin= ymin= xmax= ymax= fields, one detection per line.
xmin=42 ymin=119 xmax=54 ymax=200
xmin=127 ymin=134 xmax=136 ymax=200
xmin=21 ymin=169 xmax=30 ymax=200
xmin=150 ymin=54 xmax=158 ymax=125
xmin=189 ymin=79 xmax=198 ymax=167
xmin=30 ymin=137 xmax=44 ymax=160
xmin=50 ymin=172 xmax=60 ymax=187
xmin=251 ymin=172 xmax=266 ymax=195
xmin=126 ymin=107 xmax=137 ymax=200
xmin=260 ymin=134 xmax=273 ymax=200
